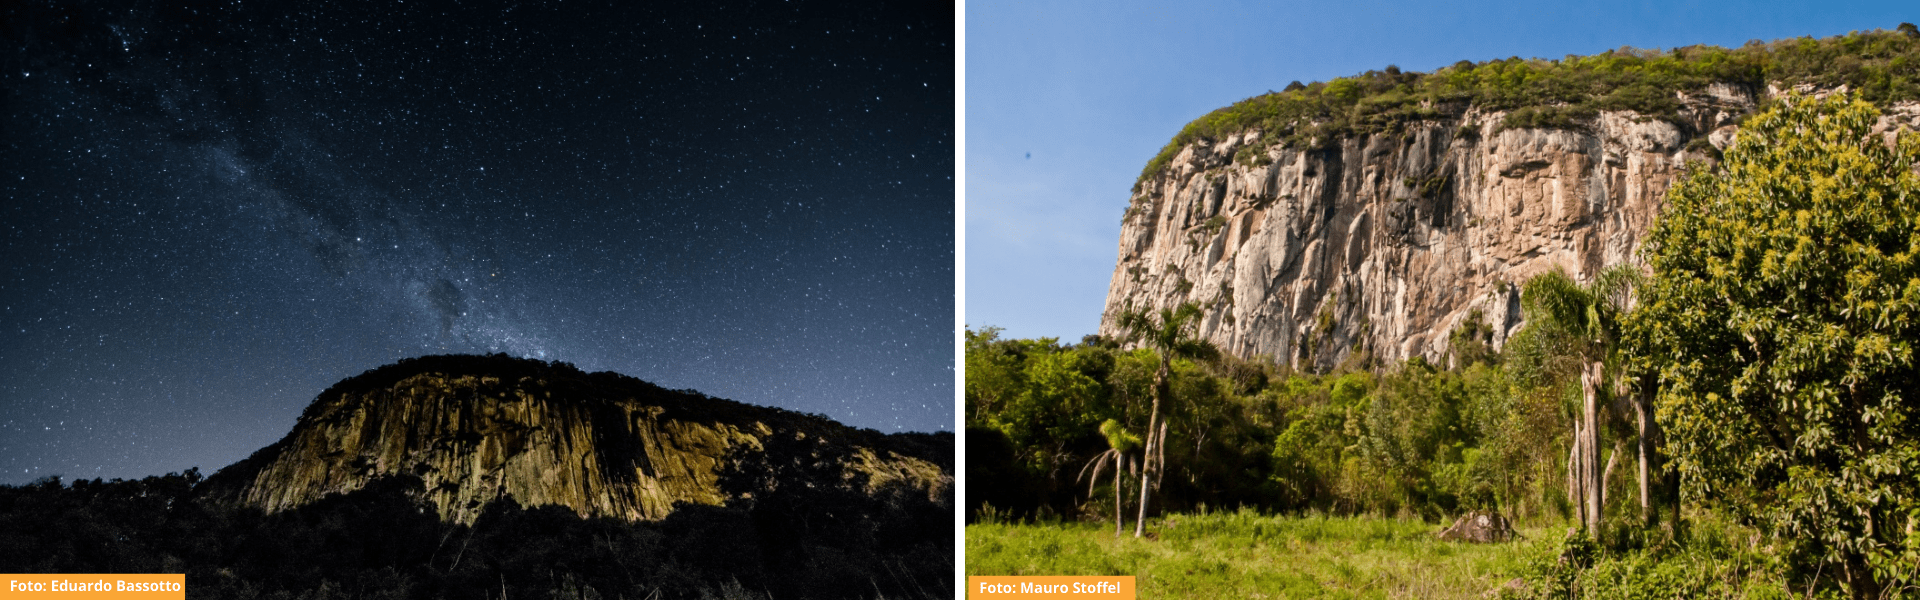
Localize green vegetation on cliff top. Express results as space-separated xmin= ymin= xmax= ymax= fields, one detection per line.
xmin=1137 ymin=25 xmax=1920 ymax=187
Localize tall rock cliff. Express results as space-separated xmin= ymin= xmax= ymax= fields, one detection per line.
xmin=1105 ymin=74 xmax=1920 ymax=371
xmin=1100 ymin=81 xmax=1920 ymax=371
xmin=199 ymin=354 xmax=950 ymax=524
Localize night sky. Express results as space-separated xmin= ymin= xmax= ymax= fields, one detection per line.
xmin=0 ymin=1 xmax=954 ymax=485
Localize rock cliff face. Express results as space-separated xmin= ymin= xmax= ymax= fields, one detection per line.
xmin=199 ymin=355 xmax=950 ymax=524
xmin=1101 ymin=85 xmax=1920 ymax=370
xmin=1101 ymin=84 xmax=1728 ymax=370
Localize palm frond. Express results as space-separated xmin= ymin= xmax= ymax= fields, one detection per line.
xmin=1079 ymin=449 xmax=1118 ymax=496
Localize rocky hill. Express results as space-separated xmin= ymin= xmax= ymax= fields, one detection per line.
xmin=198 ymin=354 xmax=950 ymax=524
xmin=1101 ymin=29 xmax=1920 ymax=370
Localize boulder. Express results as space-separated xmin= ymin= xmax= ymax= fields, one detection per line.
xmin=1437 ymin=510 xmax=1516 ymax=543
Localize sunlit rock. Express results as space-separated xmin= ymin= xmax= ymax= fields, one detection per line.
xmin=198 ymin=354 xmax=950 ymax=524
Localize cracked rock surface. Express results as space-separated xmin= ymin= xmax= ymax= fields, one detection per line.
xmin=1101 ymin=86 xmax=1920 ymax=370
xmin=199 ymin=355 xmax=950 ymax=524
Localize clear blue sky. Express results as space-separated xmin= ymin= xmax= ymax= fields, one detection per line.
xmin=965 ymin=0 xmax=1915 ymax=341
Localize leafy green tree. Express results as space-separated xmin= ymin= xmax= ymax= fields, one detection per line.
xmin=1113 ymin=302 xmax=1213 ymax=537
xmin=1632 ymin=93 xmax=1920 ymax=597
xmin=1359 ymin=358 xmax=1474 ymax=516
xmin=1269 ymin=403 xmax=1349 ymax=510
xmin=964 ymin=327 xmax=1028 ymax=423
xmin=1011 ymin=348 xmax=1105 ymax=479
xmin=965 ymin=329 xmax=1108 ymax=485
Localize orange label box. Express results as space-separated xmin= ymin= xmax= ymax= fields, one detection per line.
xmin=2 ymin=575 xmax=184 ymax=599
xmin=968 ymin=576 xmax=1135 ymax=599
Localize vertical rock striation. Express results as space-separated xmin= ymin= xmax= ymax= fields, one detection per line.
xmin=199 ymin=355 xmax=950 ymax=524
xmin=1101 ymin=87 xmax=1753 ymax=369
xmin=1102 ymin=85 xmax=1920 ymax=370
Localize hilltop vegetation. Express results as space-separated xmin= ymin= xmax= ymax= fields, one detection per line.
xmin=1138 ymin=24 xmax=1920 ymax=185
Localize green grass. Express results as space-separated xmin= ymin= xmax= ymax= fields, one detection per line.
xmin=967 ymin=509 xmax=1552 ymax=599
xmin=967 ymin=510 xmax=1825 ymax=599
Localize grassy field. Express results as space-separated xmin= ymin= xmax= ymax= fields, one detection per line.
xmin=967 ymin=509 xmax=1555 ymax=599
xmin=967 ymin=509 xmax=1812 ymax=599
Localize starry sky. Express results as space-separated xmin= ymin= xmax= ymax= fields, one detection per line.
xmin=967 ymin=0 xmax=1914 ymax=341
xmin=1 ymin=0 xmax=953 ymax=485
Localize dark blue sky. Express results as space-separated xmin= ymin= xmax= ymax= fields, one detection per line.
xmin=1 ymin=0 xmax=953 ymax=485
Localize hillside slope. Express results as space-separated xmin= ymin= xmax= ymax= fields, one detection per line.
xmin=199 ymin=354 xmax=950 ymax=524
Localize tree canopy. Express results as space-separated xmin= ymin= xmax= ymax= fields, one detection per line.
xmin=1630 ymin=92 xmax=1920 ymax=596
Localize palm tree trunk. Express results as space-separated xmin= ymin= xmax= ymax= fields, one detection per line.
xmin=1114 ymin=453 xmax=1126 ymax=537
xmin=1635 ymin=383 xmax=1653 ymax=526
xmin=1602 ymin=441 xmax=1622 ymax=510
xmin=1133 ymin=422 xmax=1155 ymax=538
xmin=1135 ymin=361 xmax=1169 ymax=538
xmin=1568 ymin=422 xmax=1584 ymax=523
xmin=1582 ymin=361 xmax=1604 ymax=533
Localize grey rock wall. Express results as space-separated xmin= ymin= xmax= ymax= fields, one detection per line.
xmin=1100 ymin=86 xmax=1761 ymax=370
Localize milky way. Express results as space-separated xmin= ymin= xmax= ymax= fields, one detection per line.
xmin=0 ymin=1 xmax=954 ymax=484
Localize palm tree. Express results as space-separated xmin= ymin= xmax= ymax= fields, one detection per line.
xmin=1518 ymin=265 xmax=1639 ymax=533
xmin=1113 ymin=301 xmax=1212 ymax=538
xmin=1079 ymin=419 xmax=1142 ymax=537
